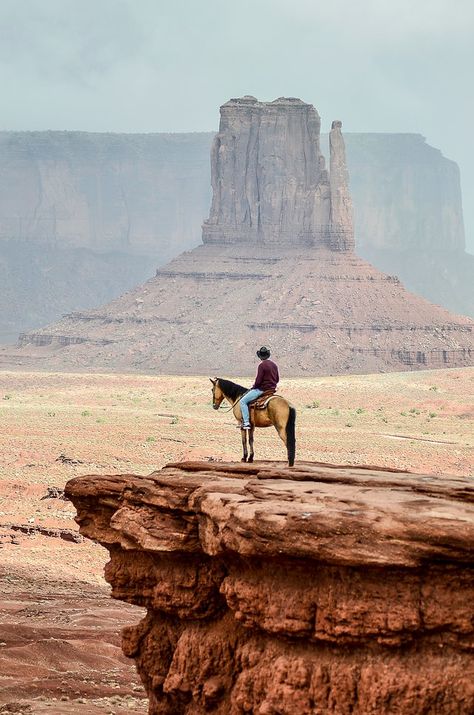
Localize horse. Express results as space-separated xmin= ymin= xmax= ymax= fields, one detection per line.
xmin=210 ymin=377 xmax=296 ymax=466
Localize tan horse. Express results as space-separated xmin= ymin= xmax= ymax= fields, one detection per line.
xmin=210 ymin=378 xmax=296 ymax=466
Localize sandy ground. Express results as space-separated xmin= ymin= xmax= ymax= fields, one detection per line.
xmin=0 ymin=367 xmax=473 ymax=713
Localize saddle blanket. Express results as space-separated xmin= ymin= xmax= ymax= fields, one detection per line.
xmin=249 ymin=390 xmax=279 ymax=410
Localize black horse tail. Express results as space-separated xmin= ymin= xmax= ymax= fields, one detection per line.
xmin=286 ymin=406 xmax=296 ymax=467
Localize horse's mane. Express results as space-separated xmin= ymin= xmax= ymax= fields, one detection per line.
xmin=217 ymin=378 xmax=248 ymax=402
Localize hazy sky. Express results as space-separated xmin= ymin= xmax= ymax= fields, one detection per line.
xmin=1 ymin=0 xmax=473 ymax=251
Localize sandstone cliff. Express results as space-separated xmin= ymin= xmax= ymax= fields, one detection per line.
xmin=0 ymin=131 xmax=211 ymax=341
xmin=202 ymin=97 xmax=348 ymax=248
xmin=5 ymin=98 xmax=474 ymax=375
xmin=65 ymin=460 xmax=474 ymax=714
xmin=8 ymin=242 xmax=474 ymax=375
xmin=345 ymin=132 xmax=474 ymax=317
xmin=0 ymin=125 xmax=471 ymax=343
xmin=329 ymin=121 xmax=354 ymax=251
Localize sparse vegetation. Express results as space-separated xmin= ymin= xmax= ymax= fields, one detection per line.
xmin=81 ymin=410 xmax=91 ymax=417
xmin=3 ymin=394 xmax=12 ymax=400
xmin=429 ymin=385 xmax=438 ymax=392
xmin=146 ymin=436 xmax=156 ymax=443
xmin=170 ymin=416 xmax=179 ymax=425
xmin=429 ymin=412 xmax=437 ymax=418
xmin=355 ymin=407 xmax=364 ymax=414
xmin=305 ymin=400 xmax=320 ymax=409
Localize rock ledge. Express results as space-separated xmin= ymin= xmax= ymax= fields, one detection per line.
xmin=66 ymin=460 xmax=474 ymax=714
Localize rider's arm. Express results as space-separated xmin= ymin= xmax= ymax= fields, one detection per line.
xmin=252 ymin=362 xmax=264 ymax=389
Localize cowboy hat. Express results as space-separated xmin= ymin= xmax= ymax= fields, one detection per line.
xmin=256 ymin=346 xmax=271 ymax=359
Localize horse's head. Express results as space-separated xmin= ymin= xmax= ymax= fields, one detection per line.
xmin=210 ymin=377 xmax=224 ymax=409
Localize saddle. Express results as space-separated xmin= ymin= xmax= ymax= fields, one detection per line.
xmin=249 ymin=389 xmax=277 ymax=410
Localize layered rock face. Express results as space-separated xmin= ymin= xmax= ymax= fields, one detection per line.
xmin=0 ymin=125 xmax=472 ymax=343
xmin=203 ymin=97 xmax=354 ymax=250
xmin=329 ymin=121 xmax=354 ymax=251
xmin=5 ymin=99 xmax=474 ymax=375
xmin=345 ymin=132 xmax=473 ymax=317
xmin=0 ymin=131 xmax=211 ymax=341
xmin=65 ymin=460 xmax=474 ymax=714
xmin=8 ymin=242 xmax=474 ymax=375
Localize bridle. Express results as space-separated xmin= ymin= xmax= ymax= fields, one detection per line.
xmin=212 ymin=380 xmax=249 ymax=412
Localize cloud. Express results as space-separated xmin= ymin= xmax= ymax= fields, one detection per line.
xmin=0 ymin=0 xmax=473 ymax=249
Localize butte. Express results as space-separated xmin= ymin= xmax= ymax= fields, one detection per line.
xmin=7 ymin=96 xmax=474 ymax=376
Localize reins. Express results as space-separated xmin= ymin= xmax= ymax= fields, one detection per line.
xmin=219 ymin=389 xmax=250 ymax=412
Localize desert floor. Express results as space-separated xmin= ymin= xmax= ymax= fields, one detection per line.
xmin=0 ymin=367 xmax=473 ymax=714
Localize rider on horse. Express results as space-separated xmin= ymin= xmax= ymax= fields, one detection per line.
xmin=240 ymin=346 xmax=279 ymax=429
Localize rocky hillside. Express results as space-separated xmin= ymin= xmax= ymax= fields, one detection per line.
xmin=8 ymin=243 xmax=474 ymax=375
xmin=65 ymin=459 xmax=474 ymax=714
xmin=0 ymin=123 xmax=472 ymax=343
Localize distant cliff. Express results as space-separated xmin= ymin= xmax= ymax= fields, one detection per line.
xmin=344 ymin=133 xmax=473 ymax=317
xmin=0 ymin=128 xmax=471 ymax=342
xmin=0 ymin=131 xmax=212 ymax=341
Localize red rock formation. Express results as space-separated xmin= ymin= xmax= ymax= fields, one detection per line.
xmin=329 ymin=121 xmax=354 ymax=251
xmin=5 ymin=97 xmax=474 ymax=375
xmin=65 ymin=460 xmax=474 ymax=714
xmin=1 ymin=126 xmax=472 ymax=345
xmin=203 ymin=97 xmax=352 ymax=250
xmin=8 ymin=242 xmax=474 ymax=375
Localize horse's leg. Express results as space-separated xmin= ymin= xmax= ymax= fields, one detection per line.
xmin=248 ymin=427 xmax=255 ymax=463
xmin=241 ymin=428 xmax=248 ymax=462
xmin=271 ymin=405 xmax=290 ymax=458
xmin=275 ymin=424 xmax=287 ymax=446
xmin=273 ymin=406 xmax=296 ymax=467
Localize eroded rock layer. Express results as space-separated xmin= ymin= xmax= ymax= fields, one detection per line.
xmin=66 ymin=460 xmax=474 ymax=715
xmin=8 ymin=243 xmax=474 ymax=375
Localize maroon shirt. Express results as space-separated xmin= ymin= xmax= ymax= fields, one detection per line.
xmin=252 ymin=359 xmax=279 ymax=391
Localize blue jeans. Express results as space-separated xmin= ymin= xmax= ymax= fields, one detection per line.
xmin=239 ymin=389 xmax=264 ymax=426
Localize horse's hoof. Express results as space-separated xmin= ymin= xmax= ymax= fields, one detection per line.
xmin=248 ymin=456 xmax=254 ymax=463
xmin=241 ymin=457 xmax=247 ymax=462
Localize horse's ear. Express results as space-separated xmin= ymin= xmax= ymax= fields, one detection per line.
xmin=209 ymin=377 xmax=217 ymax=385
